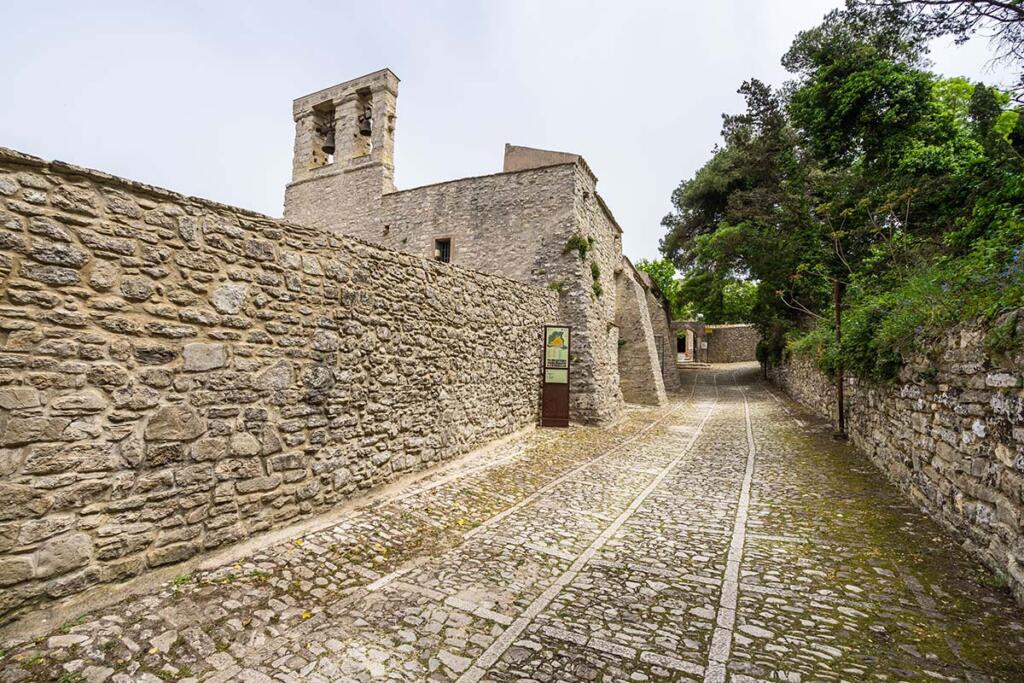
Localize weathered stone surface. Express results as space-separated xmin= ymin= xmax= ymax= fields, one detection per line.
xmin=120 ymin=276 xmax=155 ymax=302
xmin=50 ymin=389 xmax=106 ymax=414
xmin=229 ymin=432 xmax=260 ymax=456
xmin=0 ymin=556 xmax=33 ymax=586
xmin=211 ymin=284 xmax=247 ymax=314
xmin=258 ymin=360 xmax=293 ymax=390
xmin=1 ymin=416 xmax=70 ymax=446
xmin=34 ymin=532 xmax=92 ymax=577
xmin=20 ymin=262 xmax=80 ymax=285
xmin=29 ymin=240 xmax=89 ymax=268
xmin=182 ymin=342 xmax=227 ymax=372
xmin=88 ymin=260 xmax=119 ymax=290
xmin=770 ymin=312 xmax=1024 ymax=605
xmin=0 ymin=148 xmax=559 ymax=625
xmin=145 ymin=405 xmax=207 ymax=442
xmin=0 ymin=386 xmax=41 ymax=409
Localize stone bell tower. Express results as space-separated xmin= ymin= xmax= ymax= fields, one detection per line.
xmin=283 ymin=69 xmax=399 ymax=236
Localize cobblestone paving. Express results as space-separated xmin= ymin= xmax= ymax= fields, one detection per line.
xmin=2 ymin=364 xmax=1023 ymax=682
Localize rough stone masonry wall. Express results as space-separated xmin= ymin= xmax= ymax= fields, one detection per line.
xmin=706 ymin=324 xmax=759 ymax=363
xmin=569 ymin=166 xmax=626 ymax=423
xmin=640 ymin=277 xmax=681 ymax=393
xmin=0 ymin=147 xmax=559 ymax=624
xmin=614 ymin=271 xmax=667 ymax=405
xmin=378 ymin=165 xmax=577 ymax=283
xmin=769 ymin=312 xmax=1024 ymax=604
xmin=378 ymin=162 xmax=626 ymax=424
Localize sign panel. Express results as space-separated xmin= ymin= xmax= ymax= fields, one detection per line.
xmin=545 ymin=327 xmax=570 ymax=368
xmin=545 ymin=368 xmax=568 ymax=384
xmin=541 ymin=325 xmax=571 ymax=427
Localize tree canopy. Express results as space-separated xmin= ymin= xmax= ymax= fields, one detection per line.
xmin=659 ymin=0 xmax=1024 ymax=380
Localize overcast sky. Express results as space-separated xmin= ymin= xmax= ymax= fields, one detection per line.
xmin=0 ymin=1 xmax=1013 ymax=262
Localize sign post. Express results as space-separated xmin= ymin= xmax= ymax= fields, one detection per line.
xmin=541 ymin=325 xmax=570 ymax=427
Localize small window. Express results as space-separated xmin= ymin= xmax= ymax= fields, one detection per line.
xmin=434 ymin=238 xmax=451 ymax=263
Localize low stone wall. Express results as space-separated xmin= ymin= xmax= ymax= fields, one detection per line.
xmin=769 ymin=313 xmax=1024 ymax=604
xmin=0 ymin=148 xmax=559 ymax=624
xmin=706 ymin=324 xmax=759 ymax=363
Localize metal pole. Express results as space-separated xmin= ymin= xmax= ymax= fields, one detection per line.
xmin=834 ymin=278 xmax=847 ymax=440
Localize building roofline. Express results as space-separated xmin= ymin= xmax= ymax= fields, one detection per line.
xmin=595 ymin=193 xmax=623 ymax=235
xmin=292 ymin=68 xmax=400 ymax=105
xmin=381 ymin=162 xmax=578 ymax=197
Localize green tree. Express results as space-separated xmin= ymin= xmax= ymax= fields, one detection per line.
xmin=659 ymin=1 xmax=1024 ymax=382
xmin=635 ymin=258 xmax=689 ymax=319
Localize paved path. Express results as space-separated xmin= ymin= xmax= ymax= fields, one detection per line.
xmin=2 ymin=364 xmax=1023 ymax=682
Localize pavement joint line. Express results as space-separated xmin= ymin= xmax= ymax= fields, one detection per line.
xmin=366 ymin=386 xmax=703 ymax=595
xmin=463 ymin=378 xmax=703 ymax=541
xmin=364 ymin=554 xmax=430 ymax=592
xmin=759 ymin=381 xmax=806 ymax=427
xmin=456 ymin=377 xmax=720 ymax=683
xmin=703 ymin=387 xmax=757 ymax=683
xmin=896 ymin=563 xmax=982 ymax=681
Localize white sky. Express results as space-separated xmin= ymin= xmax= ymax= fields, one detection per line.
xmin=0 ymin=1 xmax=1014 ymax=262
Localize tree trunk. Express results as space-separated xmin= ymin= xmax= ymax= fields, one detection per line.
xmin=833 ymin=278 xmax=847 ymax=439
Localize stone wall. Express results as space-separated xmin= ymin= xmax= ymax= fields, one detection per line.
xmin=0 ymin=147 xmax=559 ymax=624
xmin=378 ymin=164 xmax=576 ymax=283
xmin=377 ymin=162 xmax=626 ymax=424
xmin=638 ymin=272 xmax=680 ymax=393
xmin=706 ymin=324 xmax=759 ymax=363
xmin=769 ymin=312 xmax=1024 ymax=604
xmin=614 ymin=268 xmax=667 ymax=405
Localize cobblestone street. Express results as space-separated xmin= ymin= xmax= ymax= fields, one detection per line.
xmin=2 ymin=363 xmax=1022 ymax=682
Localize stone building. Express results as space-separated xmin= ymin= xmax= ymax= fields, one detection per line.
xmin=283 ymin=69 xmax=677 ymax=422
xmin=671 ymin=321 xmax=760 ymax=365
xmin=0 ymin=69 xmax=680 ymax=622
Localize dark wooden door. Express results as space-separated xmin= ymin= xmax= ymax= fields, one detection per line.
xmin=541 ymin=382 xmax=569 ymax=427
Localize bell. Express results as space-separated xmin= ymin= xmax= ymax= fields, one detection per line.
xmin=359 ymin=109 xmax=372 ymax=137
xmin=321 ymin=127 xmax=335 ymax=155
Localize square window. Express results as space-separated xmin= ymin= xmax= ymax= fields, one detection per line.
xmin=434 ymin=238 xmax=451 ymax=263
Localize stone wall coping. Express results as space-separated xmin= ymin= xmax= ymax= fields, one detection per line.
xmin=0 ymin=146 xmax=278 ymax=224
xmin=0 ymin=146 xmax=564 ymax=296
xmin=381 ymin=162 xmax=578 ymax=198
xmin=291 ymin=68 xmax=400 ymax=113
xmin=594 ymin=192 xmax=623 ymax=236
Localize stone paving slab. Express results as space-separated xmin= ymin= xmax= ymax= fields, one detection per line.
xmin=2 ymin=365 xmax=1024 ymax=682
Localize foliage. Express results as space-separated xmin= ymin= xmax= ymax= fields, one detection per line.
xmin=659 ymin=3 xmax=1024 ymax=379
xmin=860 ymin=0 xmax=1024 ymax=102
xmin=635 ymin=258 xmax=690 ymax=318
xmin=563 ymin=233 xmax=590 ymax=259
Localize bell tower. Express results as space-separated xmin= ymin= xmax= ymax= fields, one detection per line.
xmin=283 ymin=69 xmax=399 ymax=237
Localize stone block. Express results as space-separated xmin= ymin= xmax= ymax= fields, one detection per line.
xmin=0 ymin=386 xmax=41 ymax=409
xmin=146 ymin=541 xmax=197 ymax=567
xmin=236 ymin=474 xmax=282 ymax=494
xmin=34 ymin=532 xmax=92 ymax=578
xmin=1 ymin=416 xmax=70 ymax=446
xmin=29 ymin=241 xmax=89 ymax=268
xmin=145 ymin=405 xmax=207 ymax=441
xmin=211 ymin=284 xmax=247 ymax=314
xmin=50 ymin=389 xmax=107 ymax=415
xmin=987 ymin=372 xmax=1021 ymax=388
xmin=229 ymin=432 xmax=260 ymax=456
xmin=0 ymin=556 xmax=33 ymax=586
xmin=20 ymin=262 xmax=80 ymax=286
xmin=183 ymin=342 xmax=228 ymax=372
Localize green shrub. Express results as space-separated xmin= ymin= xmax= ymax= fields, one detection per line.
xmin=563 ymin=234 xmax=590 ymax=259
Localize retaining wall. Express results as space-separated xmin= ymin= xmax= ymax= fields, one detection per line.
xmin=769 ymin=313 xmax=1024 ymax=604
xmin=0 ymin=148 xmax=558 ymax=623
